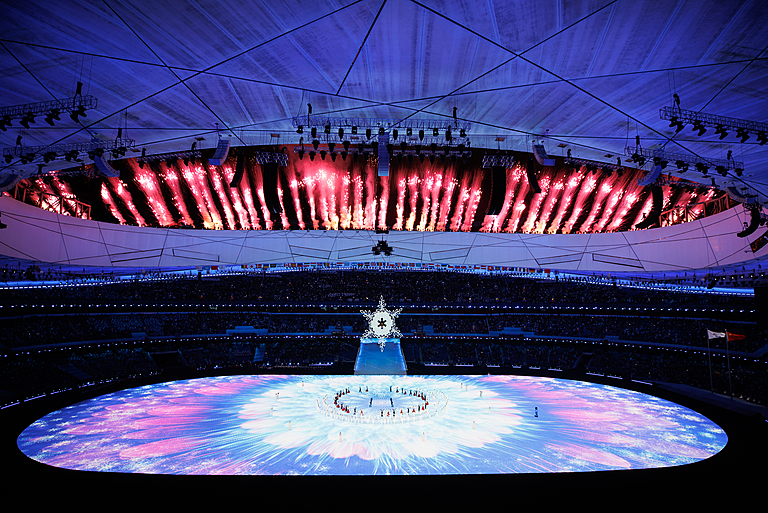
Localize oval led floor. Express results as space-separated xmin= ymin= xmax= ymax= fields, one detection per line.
xmin=17 ymin=375 xmax=727 ymax=475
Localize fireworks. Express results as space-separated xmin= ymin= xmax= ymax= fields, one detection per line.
xmin=36 ymin=150 xmax=710 ymax=235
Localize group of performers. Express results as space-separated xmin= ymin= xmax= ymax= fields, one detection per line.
xmin=329 ymin=385 xmax=430 ymax=419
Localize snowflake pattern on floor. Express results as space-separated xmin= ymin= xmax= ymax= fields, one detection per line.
xmin=17 ymin=375 xmax=727 ymax=475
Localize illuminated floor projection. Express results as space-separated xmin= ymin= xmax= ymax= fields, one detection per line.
xmin=17 ymin=375 xmax=727 ymax=475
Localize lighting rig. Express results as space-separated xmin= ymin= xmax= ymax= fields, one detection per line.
xmin=0 ymin=90 xmax=98 ymax=132
xmin=138 ymin=149 xmax=203 ymax=168
xmin=623 ymin=146 xmax=744 ymax=177
xmin=294 ymin=140 xmax=375 ymax=162
xmin=292 ymin=116 xmax=471 ymax=138
xmin=3 ymin=137 xmax=136 ymax=167
xmin=481 ymin=154 xmax=516 ymax=168
xmin=371 ymin=240 xmax=393 ymax=256
xmin=291 ymin=116 xmax=472 ymax=163
xmin=564 ymin=156 xmax=623 ymax=175
xmin=253 ymin=151 xmax=289 ymax=166
xmin=659 ymin=106 xmax=767 ymax=145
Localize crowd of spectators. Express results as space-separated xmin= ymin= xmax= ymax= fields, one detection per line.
xmin=2 ymin=311 xmax=761 ymax=353
xmin=1 ymin=270 xmax=755 ymax=308
xmin=1 ymin=270 xmax=764 ymax=408
xmin=2 ymin=338 xmax=764 ymax=407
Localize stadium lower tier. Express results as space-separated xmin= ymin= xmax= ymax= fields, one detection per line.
xmin=2 ymin=337 xmax=765 ymax=407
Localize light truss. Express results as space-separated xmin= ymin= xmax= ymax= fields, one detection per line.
xmin=659 ymin=106 xmax=767 ymax=144
xmin=623 ymin=146 xmax=744 ymax=175
xmin=140 ymin=150 xmax=203 ymax=164
xmin=0 ymin=95 xmax=98 ymax=128
xmin=253 ymin=151 xmax=288 ymax=166
xmin=565 ymin=156 xmax=623 ymax=174
xmin=481 ymin=155 xmax=515 ymax=168
xmin=3 ymin=138 xmax=137 ymax=164
xmin=291 ymin=116 xmax=471 ymax=133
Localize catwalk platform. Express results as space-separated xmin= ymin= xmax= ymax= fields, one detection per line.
xmin=354 ymin=338 xmax=407 ymax=375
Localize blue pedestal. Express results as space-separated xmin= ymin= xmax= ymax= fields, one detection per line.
xmin=354 ymin=338 xmax=407 ymax=375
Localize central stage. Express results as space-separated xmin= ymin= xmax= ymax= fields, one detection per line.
xmin=17 ymin=375 xmax=727 ymax=476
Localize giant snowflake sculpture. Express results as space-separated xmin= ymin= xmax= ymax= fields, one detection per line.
xmin=361 ymin=296 xmax=402 ymax=349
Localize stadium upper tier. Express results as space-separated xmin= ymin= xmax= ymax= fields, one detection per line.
xmin=0 ymin=188 xmax=765 ymax=273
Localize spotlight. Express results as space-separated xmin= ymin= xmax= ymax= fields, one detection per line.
xmin=692 ymin=120 xmax=706 ymax=136
xmin=4 ymin=154 xmax=12 ymax=164
xmin=737 ymin=128 xmax=749 ymax=143
xmin=298 ymin=149 xmax=305 ymax=160
xmin=324 ymin=124 xmax=331 ymax=134
xmin=392 ymin=129 xmax=398 ymax=141
xmin=338 ymin=127 xmax=344 ymax=140
xmin=309 ymin=151 xmax=316 ymax=161
xmin=757 ymin=131 xmax=767 ymax=145
xmin=296 ymin=125 xmax=303 ymax=134
xmin=419 ymin=129 xmax=424 ymax=141
xmin=379 ymin=126 xmax=385 ymax=136
xmin=400 ymin=141 xmax=407 ymax=152
xmin=43 ymin=151 xmax=57 ymax=163
xmin=735 ymin=167 xmax=743 ymax=177
xmin=715 ymin=165 xmax=727 ymax=176
xmin=675 ymin=160 xmax=688 ymax=172
xmin=407 ymin=127 xmax=412 ymax=137
xmin=320 ymin=150 xmax=327 ymax=160
xmin=0 ymin=115 xmax=11 ymax=131
xmin=653 ymin=157 xmax=668 ymax=169
xmin=351 ymin=126 xmax=357 ymax=135
xmin=695 ymin=162 xmax=709 ymax=175
xmin=44 ymin=109 xmax=61 ymax=126
xmin=64 ymin=150 xmax=78 ymax=161
xmin=668 ymin=117 xmax=683 ymax=131
xmin=341 ymin=151 xmax=347 ymax=161
xmin=19 ymin=113 xmax=35 ymax=129
xmin=445 ymin=128 xmax=452 ymax=142
xmin=366 ymin=128 xmax=372 ymax=140
xmin=69 ymin=105 xmax=86 ymax=123
xmin=433 ymin=128 xmax=439 ymax=137
xmin=15 ymin=135 xmax=22 ymax=146
xmin=459 ymin=128 xmax=466 ymax=138
xmin=328 ymin=142 xmax=336 ymax=153
xmin=330 ymin=152 xmax=337 ymax=162
xmin=715 ymin=125 xmax=728 ymax=139
xmin=343 ymin=140 xmax=350 ymax=152
xmin=312 ymin=139 xmax=319 ymax=151
xmin=630 ymin=153 xmax=645 ymax=167
xmin=311 ymin=127 xmax=317 ymax=138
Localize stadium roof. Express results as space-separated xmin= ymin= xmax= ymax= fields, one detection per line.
xmin=1 ymin=0 xmax=767 ymax=194
xmin=1 ymin=0 xmax=768 ymax=275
